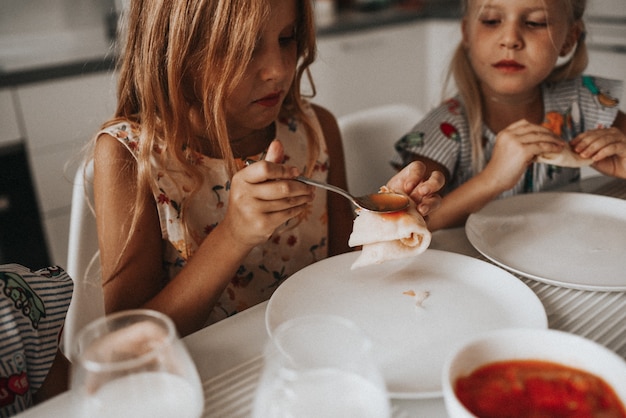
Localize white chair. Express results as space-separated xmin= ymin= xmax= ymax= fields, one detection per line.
xmin=63 ymin=159 xmax=104 ymax=357
xmin=338 ymin=103 xmax=424 ymax=197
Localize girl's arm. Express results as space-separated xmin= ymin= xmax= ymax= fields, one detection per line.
xmin=94 ymin=135 xmax=313 ymax=336
xmin=312 ymin=104 xmax=353 ymax=256
xmin=400 ymin=155 xmax=501 ymax=230
xmin=409 ymin=119 xmax=565 ymax=230
xmin=424 ymin=161 xmax=509 ymax=230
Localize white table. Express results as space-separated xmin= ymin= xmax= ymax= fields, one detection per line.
xmin=19 ymin=177 xmax=626 ymax=417
xmin=191 ymin=176 xmax=626 ymax=418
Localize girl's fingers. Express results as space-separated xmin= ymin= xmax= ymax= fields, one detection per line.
xmin=573 ymin=128 xmax=626 ymax=159
xmin=387 ymin=161 xmax=445 ymax=197
xmin=503 ymin=119 xmax=564 ymax=146
xmin=264 ymin=139 xmax=285 ymax=164
xmin=261 ymin=198 xmax=314 ymax=215
xmin=386 ymin=161 xmax=421 ymax=192
xmin=242 ymin=160 xmax=300 ymax=184
xmin=416 ymin=170 xmax=446 ymax=196
xmin=416 ymin=194 xmax=442 ymax=217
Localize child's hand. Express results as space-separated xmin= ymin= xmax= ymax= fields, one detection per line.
xmin=484 ymin=119 xmax=565 ymax=191
xmin=571 ymin=127 xmax=626 ymax=179
xmin=386 ymin=161 xmax=445 ymax=217
xmin=222 ymin=141 xmax=314 ymax=247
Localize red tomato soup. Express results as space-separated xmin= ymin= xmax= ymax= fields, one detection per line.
xmin=454 ymin=360 xmax=626 ymax=418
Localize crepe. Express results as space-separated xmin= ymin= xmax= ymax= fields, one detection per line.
xmin=348 ymin=190 xmax=431 ymax=269
xmin=536 ymin=143 xmax=593 ymax=168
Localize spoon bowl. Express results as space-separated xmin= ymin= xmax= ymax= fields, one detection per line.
xmin=295 ymin=176 xmax=409 ymax=213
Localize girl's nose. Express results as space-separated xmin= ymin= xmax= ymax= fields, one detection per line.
xmin=500 ymin=24 xmax=523 ymax=50
xmin=259 ymin=47 xmax=287 ymax=81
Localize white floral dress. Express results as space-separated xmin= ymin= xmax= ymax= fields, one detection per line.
xmin=99 ymin=104 xmax=330 ymax=325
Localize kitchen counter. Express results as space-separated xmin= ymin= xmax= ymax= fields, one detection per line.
xmin=0 ymin=28 xmax=116 ymax=88
xmin=0 ymin=2 xmax=460 ymax=88
xmin=317 ymin=1 xmax=461 ymax=36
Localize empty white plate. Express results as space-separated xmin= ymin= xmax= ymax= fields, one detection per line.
xmin=466 ymin=192 xmax=626 ymax=291
xmin=266 ymin=250 xmax=547 ymax=399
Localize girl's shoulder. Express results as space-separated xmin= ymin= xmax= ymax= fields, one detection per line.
xmin=544 ymin=75 xmax=623 ymax=129
xmin=409 ymin=96 xmax=469 ymax=140
xmin=392 ymin=96 xmax=469 ymax=170
xmin=98 ymin=120 xmax=142 ymax=155
xmin=544 ymin=75 xmax=622 ymax=106
xmin=425 ymin=96 xmax=468 ymax=120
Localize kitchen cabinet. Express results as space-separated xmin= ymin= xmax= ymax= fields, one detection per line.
xmin=586 ymin=48 xmax=626 ymax=110
xmin=0 ymin=142 xmax=51 ymax=268
xmin=15 ymin=72 xmax=117 ymax=266
xmin=0 ymin=88 xmax=21 ymax=145
xmin=586 ymin=25 xmax=626 ymax=111
xmin=308 ymin=19 xmax=460 ymax=118
xmin=308 ymin=22 xmax=427 ymax=117
xmin=1 ymin=88 xmax=51 ymax=268
xmin=421 ymin=20 xmax=461 ymax=110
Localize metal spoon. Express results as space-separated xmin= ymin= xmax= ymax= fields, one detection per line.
xmin=244 ymin=159 xmax=408 ymax=213
xmin=295 ymin=176 xmax=409 ymax=213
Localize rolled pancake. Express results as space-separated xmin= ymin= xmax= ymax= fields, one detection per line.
xmin=536 ymin=144 xmax=592 ymax=168
xmin=348 ymin=199 xmax=431 ymax=269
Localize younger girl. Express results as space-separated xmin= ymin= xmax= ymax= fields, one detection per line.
xmin=394 ymin=0 xmax=626 ymax=231
xmin=91 ymin=0 xmax=444 ymax=336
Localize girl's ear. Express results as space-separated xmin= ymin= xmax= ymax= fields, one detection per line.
xmin=560 ymin=21 xmax=583 ymax=57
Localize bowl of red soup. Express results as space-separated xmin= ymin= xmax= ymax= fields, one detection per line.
xmin=442 ymin=328 xmax=626 ymax=418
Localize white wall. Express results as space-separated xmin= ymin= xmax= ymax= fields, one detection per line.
xmin=308 ymin=20 xmax=461 ymax=118
xmin=0 ymin=0 xmax=114 ymax=37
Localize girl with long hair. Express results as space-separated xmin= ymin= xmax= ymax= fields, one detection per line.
xmin=394 ymin=0 xmax=626 ymax=231
xmin=91 ymin=0 xmax=444 ymax=336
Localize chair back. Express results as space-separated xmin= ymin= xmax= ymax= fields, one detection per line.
xmin=63 ymin=159 xmax=104 ymax=357
xmin=339 ymin=104 xmax=423 ymax=197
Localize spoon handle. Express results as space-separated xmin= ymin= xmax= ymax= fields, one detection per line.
xmin=294 ymin=176 xmax=356 ymax=204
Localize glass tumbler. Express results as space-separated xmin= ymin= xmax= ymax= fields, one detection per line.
xmin=70 ymin=309 xmax=204 ymax=418
xmin=252 ymin=314 xmax=391 ymax=418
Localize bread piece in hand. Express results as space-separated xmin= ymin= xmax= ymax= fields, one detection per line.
xmin=536 ymin=143 xmax=592 ymax=167
xmin=348 ymin=188 xmax=431 ymax=269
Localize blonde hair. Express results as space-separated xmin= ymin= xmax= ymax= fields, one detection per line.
xmin=447 ymin=0 xmax=588 ymax=173
xmin=99 ymin=0 xmax=318 ymax=280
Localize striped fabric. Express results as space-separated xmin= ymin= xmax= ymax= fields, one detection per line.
xmin=0 ymin=264 xmax=73 ymax=416
xmin=392 ymin=75 xmax=623 ymax=198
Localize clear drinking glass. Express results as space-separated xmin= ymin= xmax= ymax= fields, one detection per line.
xmin=252 ymin=314 xmax=391 ymax=418
xmin=70 ymin=309 xmax=204 ymax=418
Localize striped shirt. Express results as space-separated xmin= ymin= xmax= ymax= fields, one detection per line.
xmin=393 ymin=75 xmax=623 ymax=198
xmin=0 ymin=264 xmax=73 ymax=416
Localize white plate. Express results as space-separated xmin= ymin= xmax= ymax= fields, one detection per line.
xmin=466 ymin=192 xmax=626 ymax=291
xmin=265 ymin=250 xmax=547 ymax=399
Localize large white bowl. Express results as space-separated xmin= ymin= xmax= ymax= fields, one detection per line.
xmin=442 ymin=328 xmax=626 ymax=418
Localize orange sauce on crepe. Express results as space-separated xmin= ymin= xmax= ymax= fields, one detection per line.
xmin=454 ymin=360 xmax=626 ymax=418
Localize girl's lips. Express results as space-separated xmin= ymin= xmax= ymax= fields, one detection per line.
xmin=493 ymin=60 xmax=525 ymax=72
xmin=255 ymin=92 xmax=282 ymax=107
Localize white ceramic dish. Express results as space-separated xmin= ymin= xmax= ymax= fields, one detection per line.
xmin=442 ymin=328 xmax=626 ymax=418
xmin=466 ymin=192 xmax=626 ymax=291
xmin=266 ymin=250 xmax=547 ymax=399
